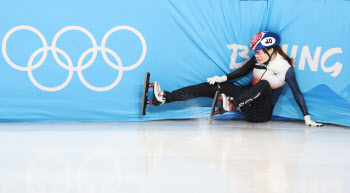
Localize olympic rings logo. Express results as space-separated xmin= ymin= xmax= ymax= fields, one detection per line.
xmin=2 ymin=25 xmax=147 ymax=92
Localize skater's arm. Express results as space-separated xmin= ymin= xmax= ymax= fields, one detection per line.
xmin=285 ymin=67 xmax=308 ymax=116
xmin=285 ymin=68 xmax=322 ymax=126
xmin=226 ymin=56 xmax=256 ymax=80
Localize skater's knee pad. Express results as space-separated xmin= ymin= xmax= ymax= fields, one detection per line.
xmin=257 ymin=80 xmax=271 ymax=90
xmin=259 ymin=79 xmax=269 ymax=85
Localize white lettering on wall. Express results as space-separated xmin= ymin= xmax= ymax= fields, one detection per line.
xmin=321 ymin=48 xmax=342 ymax=77
xmin=227 ymin=44 xmax=250 ymax=69
xmin=299 ymin=46 xmax=322 ymax=71
xmin=285 ymin=45 xmax=343 ymax=77
xmin=228 ymin=44 xmax=343 ymax=77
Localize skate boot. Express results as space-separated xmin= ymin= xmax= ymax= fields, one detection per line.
xmin=215 ymin=93 xmax=234 ymax=115
xmin=153 ymin=81 xmax=166 ymax=106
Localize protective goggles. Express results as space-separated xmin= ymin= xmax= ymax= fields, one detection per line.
xmin=254 ymin=49 xmax=265 ymax=55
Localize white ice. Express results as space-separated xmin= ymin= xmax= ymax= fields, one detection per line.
xmin=0 ymin=120 xmax=349 ymax=193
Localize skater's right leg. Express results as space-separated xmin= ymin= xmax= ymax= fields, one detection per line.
xmin=211 ymin=84 xmax=251 ymax=115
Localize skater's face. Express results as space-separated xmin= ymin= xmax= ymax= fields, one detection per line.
xmin=254 ymin=48 xmax=274 ymax=64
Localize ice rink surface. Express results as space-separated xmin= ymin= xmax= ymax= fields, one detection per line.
xmin=0 ymin=119 xmax=349 ymax=193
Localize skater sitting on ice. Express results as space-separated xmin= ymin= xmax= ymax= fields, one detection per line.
xmin=151 ymin=31 xmax=323 ymax=126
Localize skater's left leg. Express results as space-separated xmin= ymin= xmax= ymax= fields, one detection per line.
xmin=164 ymin=82 xmax=220 ymax=103
xmin=165 ymin=82 xmax=248 ymax=103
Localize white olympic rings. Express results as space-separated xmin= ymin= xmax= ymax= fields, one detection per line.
xmin=2 ymin=25 xmax=147 ymax=92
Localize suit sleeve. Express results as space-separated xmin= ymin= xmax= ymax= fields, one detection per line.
xmin=226 ymin=56 xmax=255 ymax=80
xmin=285 ymin=68 xmax=309 ymax=116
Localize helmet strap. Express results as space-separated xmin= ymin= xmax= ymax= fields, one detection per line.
xmin=263 ymin=48 xmax=272 ymax=65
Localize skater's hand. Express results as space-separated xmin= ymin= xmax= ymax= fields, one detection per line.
xmin=304 ymin=115 xmax=323 ymax=127
xmin=207 ymin=76 xmax=227 ymax=85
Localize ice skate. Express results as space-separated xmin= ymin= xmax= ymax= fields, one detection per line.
xmin=215 ymin=93 xmax=234 ymax=115
xmin=152 ymin=81 xmax=166 ymax=106
xmin=141 ymin=72 xmax=151 ymax=115
xmin=141 ymin=73 xmax=167 ymax=115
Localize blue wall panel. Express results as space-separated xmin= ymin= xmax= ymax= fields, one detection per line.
xmin=0 ymin=0 xmax=349 ymax=126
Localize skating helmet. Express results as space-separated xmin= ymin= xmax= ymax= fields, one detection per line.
xmin=249 ymin=31 xmax=281 ymax=51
